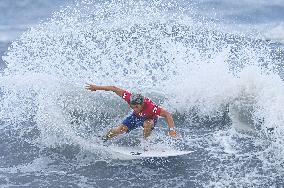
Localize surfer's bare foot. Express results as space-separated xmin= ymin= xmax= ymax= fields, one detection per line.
xmin=102 ymin=130 xmax=116 ymax=142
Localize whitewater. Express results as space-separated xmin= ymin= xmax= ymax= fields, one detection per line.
xmin=0 ymin=0 xmax=284 ymax=187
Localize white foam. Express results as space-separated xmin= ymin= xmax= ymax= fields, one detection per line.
xmin=1 ymin=1 xmax=284 ymax=185
xmin=0 ymin=157 xmax=51 ymax=173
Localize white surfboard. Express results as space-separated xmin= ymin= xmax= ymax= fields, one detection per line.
xmin=108 ymin=146 xmax=193 ymax=159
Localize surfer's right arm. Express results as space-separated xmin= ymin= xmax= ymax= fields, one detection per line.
xmin=85 ymin=84 xmax=124 ymax=97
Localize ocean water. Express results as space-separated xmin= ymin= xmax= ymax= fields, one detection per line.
xmin=0 ymin=0 xmax=284 ymax=187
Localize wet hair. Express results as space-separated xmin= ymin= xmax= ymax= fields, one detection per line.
xmin=130 ymin=93 xmax=144 ymax=105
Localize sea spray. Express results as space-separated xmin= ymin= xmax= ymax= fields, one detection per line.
xmin=0 ymin=0 xmax=283 ymax=186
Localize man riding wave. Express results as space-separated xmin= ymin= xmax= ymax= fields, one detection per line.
xmin=85 ymin=84 xmax=177 ymax=142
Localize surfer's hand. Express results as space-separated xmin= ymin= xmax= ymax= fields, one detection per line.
xmin=169 ymin=130 xmax=177 ymax=138
xmin=85 ymin=83 xmax=97 ymax=91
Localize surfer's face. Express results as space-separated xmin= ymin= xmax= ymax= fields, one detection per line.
xmin=130 ymin=104 xmax=143 ymax=113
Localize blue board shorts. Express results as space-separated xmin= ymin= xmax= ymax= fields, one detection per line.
xmin=122 ymin=113 xmax=158 ymax=133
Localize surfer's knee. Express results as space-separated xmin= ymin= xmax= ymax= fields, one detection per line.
xmin=143 ymin=119 xmax=154 ymax=130
xmin=143 ymin=120 xmax=154 ymax=139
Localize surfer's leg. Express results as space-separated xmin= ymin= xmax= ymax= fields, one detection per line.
xmin=103 ymin=125 xmax=128 ymax=141
xmin=103 ymin=113 xmax=138 ymax=142
xmin=143 ymin=119 xmax=154 ymax=140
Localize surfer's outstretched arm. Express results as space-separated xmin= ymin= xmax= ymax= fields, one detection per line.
xmin=85 ymin=84 xmax=124 ymax=97
xmin=159 ymin=108 xmax=177 ymax=137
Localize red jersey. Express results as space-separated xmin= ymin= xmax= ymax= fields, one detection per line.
xmin=122 ymin=90 xmax=161 ymax=119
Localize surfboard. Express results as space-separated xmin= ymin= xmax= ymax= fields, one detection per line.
xmin=108 ymin=146 xmax=193 ymax=159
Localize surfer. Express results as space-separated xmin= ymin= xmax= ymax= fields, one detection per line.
xmin=85 ymin=84 xmax=177 ymax=142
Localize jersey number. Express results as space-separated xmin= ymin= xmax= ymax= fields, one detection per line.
xmin=122 ymin=92 xmax=127 ymax=99
xmin=153 ymin=107 xmax=158 ymax=114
